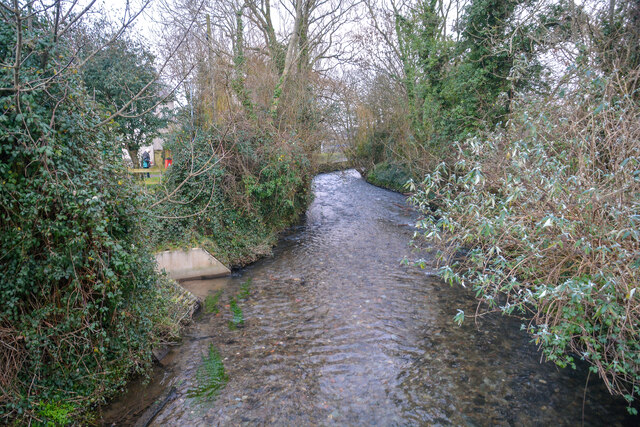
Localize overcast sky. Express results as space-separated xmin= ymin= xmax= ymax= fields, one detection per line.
xmin=94 ymin=0 xmax=160 ymax=43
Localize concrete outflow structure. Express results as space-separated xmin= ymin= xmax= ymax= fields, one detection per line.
xmin=155 ymin=248 xmax=231 ymax=280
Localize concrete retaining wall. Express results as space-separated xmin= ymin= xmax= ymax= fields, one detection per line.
xmin=155 ymin=248 xmax=230 ymax=280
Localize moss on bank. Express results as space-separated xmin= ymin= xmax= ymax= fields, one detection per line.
xmin=364 ymin=161 xmax=412 ymax=193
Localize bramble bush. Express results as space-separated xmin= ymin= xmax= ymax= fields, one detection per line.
xmin=409 ymin=67 xmax=640 ymax=411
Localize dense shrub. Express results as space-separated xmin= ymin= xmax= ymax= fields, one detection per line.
xmin=365 ymin=161 xmax=412 ymax=192
xmin=0 ymin=14 xmax=176 ymax=424
xmin=350 ymin=130 xmax=393 ymax=169
xmin=409 ymin=68 xmax=640 ymax=411
xmin=148 ymin=119 xmax=312 ymax=267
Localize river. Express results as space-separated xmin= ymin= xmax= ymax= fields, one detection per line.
xmin=101 ymin=170 xmax=634 ymax=426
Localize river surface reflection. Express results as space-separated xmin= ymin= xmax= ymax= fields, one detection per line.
xmin=102 ymin=170 xmax=634 ymax=426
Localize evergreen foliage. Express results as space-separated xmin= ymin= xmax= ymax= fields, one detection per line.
xmin=351 ymin=0 xmax=543 ymax=178
xmin=81 ymin=36 xmax=169 ymax=156
xmin=0 ymin=9 xmax=173 ymax=423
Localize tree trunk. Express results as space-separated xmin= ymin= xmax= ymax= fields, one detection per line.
xmin=271 ymin=0 xmax=304 ymax=117
xmin=129 ymin=149 xmax=139 ymax=168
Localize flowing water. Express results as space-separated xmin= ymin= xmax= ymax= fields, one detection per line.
xmin=102 ymin=170 xmax=634 ymax=426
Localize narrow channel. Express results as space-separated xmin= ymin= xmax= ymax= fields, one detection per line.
xmin=102 ymin=170 xmax=634 ymax=426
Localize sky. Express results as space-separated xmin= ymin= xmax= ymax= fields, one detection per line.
xmin=91 ymin=0 xmax=160 ymax=43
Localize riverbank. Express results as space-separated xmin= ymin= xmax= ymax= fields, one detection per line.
xmin=96 ymin=162 xmax=333 ymax=422
xmin=150 ymin=155 xmax=355 ymax=270
xmin=100 ymin=170 xmax=635 ymax=426
xmin=355 ymin=161 xmax=413 ymax=193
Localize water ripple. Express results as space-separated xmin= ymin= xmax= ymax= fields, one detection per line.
xmin=101 ymin=170 xmax=635 ymax=427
